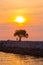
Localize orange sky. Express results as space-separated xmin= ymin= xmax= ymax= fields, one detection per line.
xmin=0 ymin=0 xmax=43 ymax=41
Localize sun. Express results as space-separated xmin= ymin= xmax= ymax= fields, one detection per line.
xmin=15 ymin=16 xmax=25 ymax=23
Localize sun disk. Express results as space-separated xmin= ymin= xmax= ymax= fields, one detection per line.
xmin=15 ymin=16 xmax=25 ymax=23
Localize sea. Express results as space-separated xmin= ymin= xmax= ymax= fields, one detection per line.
xmin=0 ymin=52 xmax=43 ymax=65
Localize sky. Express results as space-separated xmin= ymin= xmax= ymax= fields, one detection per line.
xmin=0 ymin=0 xmax=43 ymax=41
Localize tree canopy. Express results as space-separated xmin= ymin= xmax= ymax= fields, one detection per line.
xmin=14 ymin=30 xmax=28 ymax=41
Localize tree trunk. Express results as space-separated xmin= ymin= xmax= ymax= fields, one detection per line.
xmin=19 ymin=36 xmax=21 ymax=41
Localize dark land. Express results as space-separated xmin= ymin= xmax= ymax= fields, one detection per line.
xmin=0 ymin=41 xmax=43 ymax=57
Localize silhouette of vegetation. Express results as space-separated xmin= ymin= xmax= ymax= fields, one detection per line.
xmin=14 ymin=30 xmax=28 ymax=41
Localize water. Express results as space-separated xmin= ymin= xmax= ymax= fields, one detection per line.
xmin=0 ymin=52 xmax=43 ymax=65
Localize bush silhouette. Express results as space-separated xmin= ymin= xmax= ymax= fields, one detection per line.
xmin=14 ymin=30 xmax=28 ymax=41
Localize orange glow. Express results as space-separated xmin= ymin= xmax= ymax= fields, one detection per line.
xmin=13 ymin=16 xmax=27 ymax=26
xmin=0 ymin=0 xmax=43 ymax=41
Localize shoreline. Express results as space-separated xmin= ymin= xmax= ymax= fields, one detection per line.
xmin=0 ymin=41 xmax=43 ymax=57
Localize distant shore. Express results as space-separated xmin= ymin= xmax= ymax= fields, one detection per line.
xmin=0 ymin=41 xmax=43 ymax=57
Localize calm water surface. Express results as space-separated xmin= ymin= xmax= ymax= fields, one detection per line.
xmin=0 ymin=52 xmax=43 ymax=65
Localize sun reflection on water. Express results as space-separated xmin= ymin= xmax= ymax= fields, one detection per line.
xmin=0 ymin=52 xmax=43 ymax=65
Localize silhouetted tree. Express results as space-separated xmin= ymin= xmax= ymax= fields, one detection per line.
xmin=14 ymin=30 xmax=28 ymax=41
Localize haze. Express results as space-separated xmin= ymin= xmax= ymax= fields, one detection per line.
xmin=0 ymin=0 xmax=43 ymax=41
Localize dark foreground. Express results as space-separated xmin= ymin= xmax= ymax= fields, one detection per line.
xmin=0 ymin=46 xmax=43 ymax=57
xmin=0 ymin=41 xmax=43 ymax=57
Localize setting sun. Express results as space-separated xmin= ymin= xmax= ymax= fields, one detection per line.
xmin=15 ymin=16 xmax=25 ymax=23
